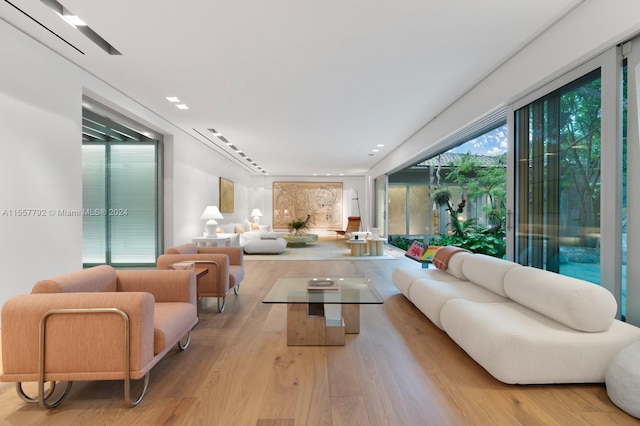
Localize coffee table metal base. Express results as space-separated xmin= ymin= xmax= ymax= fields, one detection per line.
xmin=287 ymin=303 xmax=359 ymax=346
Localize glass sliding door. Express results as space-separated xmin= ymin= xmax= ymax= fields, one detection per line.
xmin=81 ymin=99 xmax=162 ymax=267
xmin=624 ymin=36 xmax=640 ymax=324
xmin=514 ymin=70 xmax=602 ymax=283
xmin=374 ymin=175 xmax=387 ymax=235
xmin=387 ymin=184 xmax=407 ymax=236
xmin=109 ymin=144 xmax=159 ymax=264
xmin=82 ymin=142 xmax=160 ymax=266
xmin=82 ymin=144 xmax=107 ymax=264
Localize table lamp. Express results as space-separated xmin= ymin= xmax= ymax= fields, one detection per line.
xmin=200 ymin=206 xmax=223 ymax=237
xmin=250 ymin=208 xmax=263 ymax=224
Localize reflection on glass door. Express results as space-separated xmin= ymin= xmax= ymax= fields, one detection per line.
xmin=514 ymin=69 xmax=602 ymax=284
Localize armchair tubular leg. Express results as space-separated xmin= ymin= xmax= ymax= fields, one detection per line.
xmin=39 ymin=307 xmax=137 ymax=408
xmin=193 ymin=260 xmax=227 ymax=313
xmin=177 ymin=330 xmax=192 ymax=350
xmin=16 ymin=381 xmax=66 ymax=403
xmin=129 ymin=374 xmax=150 ymax=406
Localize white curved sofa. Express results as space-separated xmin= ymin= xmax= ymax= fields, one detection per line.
xmin=392 ymin=247 xmax=640 ymax=384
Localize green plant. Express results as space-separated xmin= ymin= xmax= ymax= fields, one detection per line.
xmin=430 ymin=224 xmax=506 ymax=258
xmin=433 ymin=188 xmax=466 ymax=237
xmin=433 ymin=188 xmax=452 ymax=206
xmin=287 ymin=214 xmax=311 ymax=234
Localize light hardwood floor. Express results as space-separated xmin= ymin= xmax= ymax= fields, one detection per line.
xmin=1 ymin=253 xmax=639 ymax=425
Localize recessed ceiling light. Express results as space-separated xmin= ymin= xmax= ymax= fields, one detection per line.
xmin=377 ymin=144 xmax=385 ymax=147
xmin=372 ymin=149 xmax=379 ymax=153
xmin=62 ymin=14 xmax=86 ymax=26
xmin=176 ymin=104 xmax=189 ymax=110
xmin=166 ymin=97 xmax=180 ymax=103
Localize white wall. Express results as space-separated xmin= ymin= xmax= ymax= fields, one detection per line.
xmin=253 ymin=175 xmax=367 ymax=234
xmin=0 ymin=19 xmax=252 ymax=313
xmin=0 ymin=20 xmax=84 ymax=308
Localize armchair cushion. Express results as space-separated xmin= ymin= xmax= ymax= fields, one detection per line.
xmin=32 ymin=264 xmax=117 ymax=293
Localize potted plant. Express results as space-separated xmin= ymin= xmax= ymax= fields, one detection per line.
xmin=287 ymin=214 xmax=310 ymax=235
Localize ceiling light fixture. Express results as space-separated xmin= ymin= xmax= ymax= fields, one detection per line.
xmin=205 ymin=128 xmax=265 ymax=174
xmin=176 ymin=104 xmax=189 ymax=110
xmin=166 ymin=97 xmax=180 ymax=103
xmin=62 ymin=13 xmax=86 ymax=27
xmin=40 ymin=0 xmax=121 ymax=54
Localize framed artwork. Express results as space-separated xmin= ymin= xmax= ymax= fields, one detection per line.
xmin=272 ymin=181 xmax=343 ymax=229
xmin=219 ymin=177 xmax=234 ymax=213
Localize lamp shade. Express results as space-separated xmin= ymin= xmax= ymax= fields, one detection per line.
xmin=250 ymin=208 xmax=263 ymax=218
xmin=201 ymin=206 xmax=223 ymax=220
xmin=200 ymin=206 xmax=223 ymax=236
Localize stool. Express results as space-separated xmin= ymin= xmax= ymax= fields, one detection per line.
xmin=605 ymin=341 xmax=640 ymax=418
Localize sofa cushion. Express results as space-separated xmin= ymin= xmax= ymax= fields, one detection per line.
xmin=410 ymin=278 xmax=508 ymax=329
xmin=432 ymin=246 xmax=470 ymax=272
xmin=32 ymin=265 xmax=117 ymax=293
xmin=242 ymin=238 xmax=287 ymax=254
xmin=392 ymin=267 xmax=468 ymax=299
xmin=153 ymin=302 xmax=197 ymax=355
xmin=440 ymin=299 xmax=640 ymax=384
xmin=503 ymin=266 xmax=617 ymax=332
xmin=461 ymin=254 xmax=522 ymax=297
xmin=444 ymin=251 xmax=472 ymax=280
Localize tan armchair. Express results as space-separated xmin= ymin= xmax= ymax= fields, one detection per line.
xmin=156 ymin=243 xmax=245 ymax=312
xmin=0 ymin=265 xmax=198 ymax=408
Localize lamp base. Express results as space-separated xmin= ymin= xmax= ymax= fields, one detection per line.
xmin=203 ymin=220 xmax=218 ymax=237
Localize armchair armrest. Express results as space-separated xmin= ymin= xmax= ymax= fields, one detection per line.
xmin=156 ymin=254 xmax=230 ymax=296
xmin=116 ymin=270 xmax=196 ymax=305
xmin=1 ymin=292 xmax=155 ymax=383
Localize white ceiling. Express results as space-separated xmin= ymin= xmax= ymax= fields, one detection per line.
xmin=1 ymin=0 xmax=580 ymax=176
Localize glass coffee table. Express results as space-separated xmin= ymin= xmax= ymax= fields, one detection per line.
xmin=262 ymin=275 xmax=383 ymax=346
xmin=281 ymin=233 xmax=319 ymax=247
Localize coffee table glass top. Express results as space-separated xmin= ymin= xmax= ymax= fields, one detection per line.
xmin=262 ymin=275 xmax=384 ymax=305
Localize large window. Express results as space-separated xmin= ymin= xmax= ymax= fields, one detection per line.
xmin=387 ymin=124 xmax=507 ymax=249
xmin=514 ymin=70 xmax=602 ymax=283
xmin=82 ymin=102 xmax=162 ymax=266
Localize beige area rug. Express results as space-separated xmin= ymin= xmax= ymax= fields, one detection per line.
xmin=243 ymin=235 xmax=402 ymax=261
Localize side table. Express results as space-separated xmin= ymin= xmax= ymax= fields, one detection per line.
xmin=347 ymin=239 xmax=367 ymax=256
xmin=192 ymin=236 xmax=231 ymax=247
xmin=367 ymin=237 xmax=386 ymax=256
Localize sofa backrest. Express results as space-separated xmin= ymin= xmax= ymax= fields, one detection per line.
xmin=445 ymin=251 xmax=473 ymax=280
xmin=461 ymin=254 xmax=522 ymax=297
xmin=165 ymin=243 xmax=198 ymax=254
xmin=31 ymin=265 xmax=117 ymax=293
xmin=504 ymin=266 xmax=617 ymax=332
